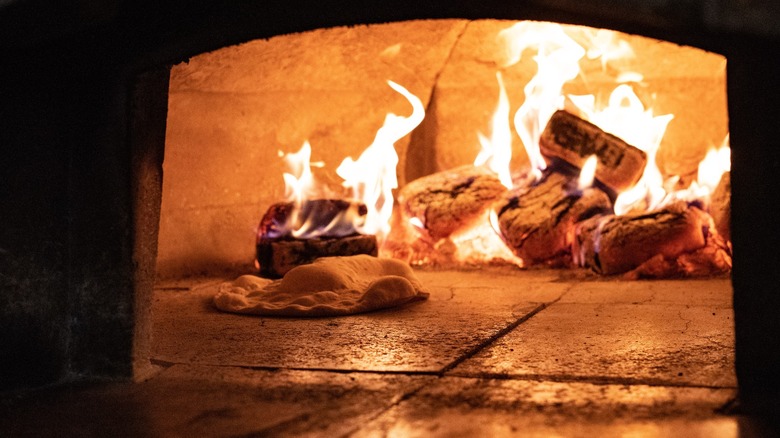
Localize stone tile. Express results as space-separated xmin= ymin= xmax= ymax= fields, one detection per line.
xmin=558 ymin=277 xmax=733 ymax=307
xmin=354 ymin=376 xmax=738 ymax=437
xmin=452 ymin=300 xmax=736 ymax=387
xmin=152 ymin=269 xmax=568 ymax=372
xmin=413 ymin=267 xmax=567 ymax=304
xmin=0 ymin=364 xmax=430 ymax=438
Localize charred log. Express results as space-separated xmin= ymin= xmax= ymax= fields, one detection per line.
xmin=540 ymin=110 xmax=647 ymax=193
xmin=255 ymin=199 xmax=375 ymax=278
xmin=495 ymin=172 xmax=612 ymax=265
xmin=256 ymin=234 xmax=378 ymax=278
xmin=623 ymin=231 xmax=732 ymax=279
xmin=573 ymin=201 xmax=710 ymax=275
xmin=398 ymin=165 xmax=507 ymax=240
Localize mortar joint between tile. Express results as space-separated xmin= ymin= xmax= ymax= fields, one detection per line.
xmin=439 ymin=298 xmax=560 ymax=376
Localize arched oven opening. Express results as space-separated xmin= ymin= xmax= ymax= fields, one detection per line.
xmin=2 ymin=0 xmax=779 ymax=431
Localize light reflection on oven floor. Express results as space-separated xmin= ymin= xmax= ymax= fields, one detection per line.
xmin=144 ymin=268 xmax=739 ymax=436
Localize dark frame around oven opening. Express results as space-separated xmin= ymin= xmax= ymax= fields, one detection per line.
xmin=1 ymin=0 xmax=779 ymax=414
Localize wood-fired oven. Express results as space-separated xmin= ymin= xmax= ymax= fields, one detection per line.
xmin=1 ymin=0 xmax=779 ymax=415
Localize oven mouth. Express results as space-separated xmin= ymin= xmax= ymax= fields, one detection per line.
xmin=4 ymin=1 xmax=780 ymax=415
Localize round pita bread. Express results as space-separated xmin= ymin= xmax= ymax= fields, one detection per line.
xmin=214 ymin=255 xmax=429 ymax=317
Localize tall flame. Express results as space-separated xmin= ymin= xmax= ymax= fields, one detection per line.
xmin=581 ymin=28 xmax=635 ymax=71
xmin=337 ymin=80 xmax=425 ymax=242
xmin=498 ymin=22 xmax=587 ymax=179
xmin=278 ymin=142 xmax=360 ymax=239
xmin=475 ymin=72 xmax=513 ymax=189
xmin=569 ymin=84 xmax=674 ymax=215
xmin=491 ymin=23 xmax=724 ymax=219
xmin=280 ymin=141 xmax=321 ymax=206
xmin=492 ymin=23 xmax=731 ymax=219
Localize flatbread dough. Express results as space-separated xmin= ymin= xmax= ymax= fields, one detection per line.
xmin=213 ymin=255 xmax=429 ymax=317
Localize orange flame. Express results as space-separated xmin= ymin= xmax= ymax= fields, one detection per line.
xmin=277 ymin=142 xmax=360 ymax=239
xmin=581 ymin=28 xmax=635 ymax=71
xmin=475 ymin=72 xmax=513 ymax=189
xmin=276 ymin=82 xmax=424 ymax=242
xmin=337 ymin=80 xmax=425 ymax=243
xmin=654 ymin=135 xmax=731 ymax=207
xmin=498 ymin=22 xmax=587 ymax=179
xmin=280 ymin=141 xmax=320 ymax=206
xmin=578 ymin=155 xmax=598 ymax=190
xmin=568 ymin=84 xmax=674 ymax=215
xmin=697 ymin=136 xmax=731 ymax=191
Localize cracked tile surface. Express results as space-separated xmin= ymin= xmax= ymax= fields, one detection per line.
xmin=2 ymin=271 xmax=744 ymax=437
xmin=0 ymin=364 xmax=431 ymax=438
xmin=354 ymin=376 xmax=737 ymax=437
xmin=451 ymin=278 xmax=736 ymax=387
xmin=152 ymin=269 xmax=566 ymax=372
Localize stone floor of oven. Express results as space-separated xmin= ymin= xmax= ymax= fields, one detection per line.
xmin=5 ymin=268 xmax=776 ymax=437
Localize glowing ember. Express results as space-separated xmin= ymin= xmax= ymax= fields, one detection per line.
xmin=408 ymin=217 xmax=425 ymax=232
xmin=337 ymin=80 xmax=425 ymax=243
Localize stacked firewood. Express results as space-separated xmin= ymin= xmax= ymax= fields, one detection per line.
xmin=399 ymin=110 xmax=731 ymax=277
xmin=255 ymin=111 xmax=730 ymax=278
xmin=493 ymin=109 xmax=647 ymax=268
xmin=573 ymin=200 xmax=731 ymax=278
xmin=493 ymin=171 xmax=612 ymax=267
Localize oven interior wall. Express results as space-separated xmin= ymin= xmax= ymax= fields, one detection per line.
xmin=157 ymin=20 xmax=464 ymax=278
xmin=159 ymin=20 xmax=727 ymax=278
xmin=1 ymin=0 xmax=779 ymax=410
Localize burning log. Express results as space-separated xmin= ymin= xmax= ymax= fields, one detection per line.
xmin=623 ymin=231 xmax=732 ymax=279
xmin=256 ymin=234 xmax=378 ymax=278
xmin=255 ymin=199 xmax=377 ymax=278
xmin=540 ymin=110 xmax=647 ymax=193
xmin=495 ymin=172 xmax=612 ymax=265
xmin=573 ymin=201 xmax=711 ymax=275
xmin=257 ymin=199 xmax=367 ymax=239
xmin=398 ymin=165 xmax=507 ymax=240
